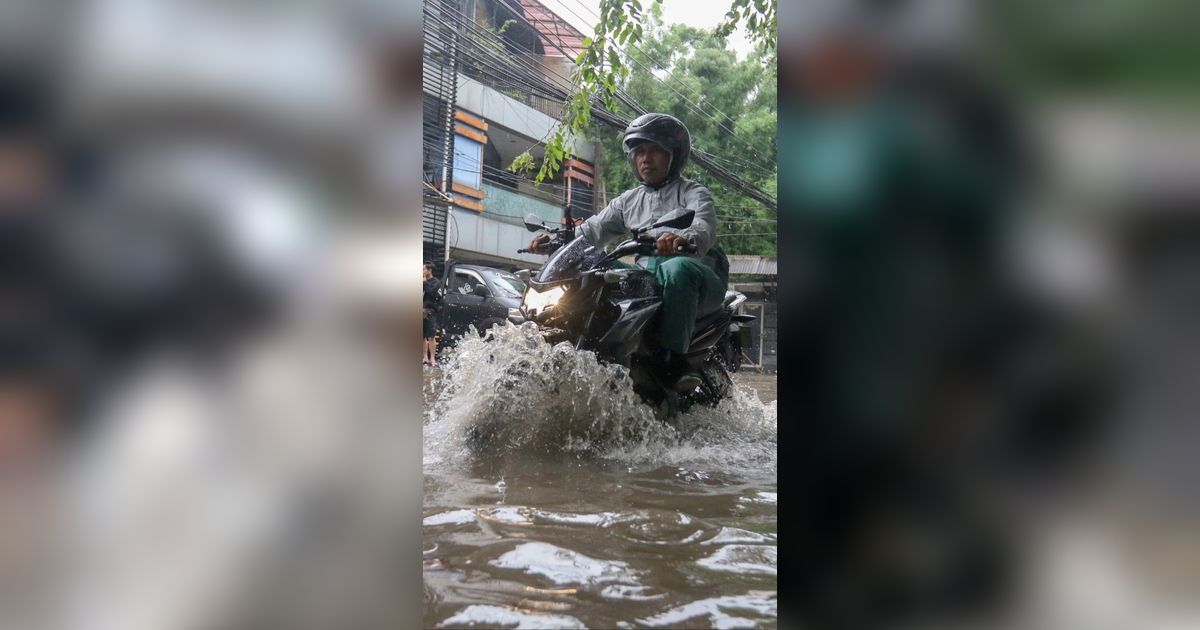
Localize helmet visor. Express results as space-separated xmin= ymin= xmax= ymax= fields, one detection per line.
xmin=623 ymin=135 xmax=658 ymax=154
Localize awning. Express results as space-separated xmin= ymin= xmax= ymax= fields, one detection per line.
xmin=727 ymin=255 xmax=777 ymax=276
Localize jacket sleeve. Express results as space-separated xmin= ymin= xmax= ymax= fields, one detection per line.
xmin=683 ymin=184 xmax=717 ymax=257
xmin=649 ymin=183 xmax=717 ymax=257
xmin=578 ymin=193 xmax=628 ymax=248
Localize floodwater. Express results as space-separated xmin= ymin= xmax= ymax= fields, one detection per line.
xmin=423 ymin=324 xmax=778 ymax=629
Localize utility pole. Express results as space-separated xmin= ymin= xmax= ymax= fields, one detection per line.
xmin=439 ymin=0 xmax=463 ymax=264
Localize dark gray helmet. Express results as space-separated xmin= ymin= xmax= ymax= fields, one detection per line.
xmin=623 ymin=113 xmax=691 ymax=181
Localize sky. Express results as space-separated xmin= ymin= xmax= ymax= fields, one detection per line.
xmin=535 ymin=0 xmax=757 ymax=60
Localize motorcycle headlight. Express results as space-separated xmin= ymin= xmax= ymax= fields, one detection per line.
xmin=522 ymin=286 xmax=565 ymax=316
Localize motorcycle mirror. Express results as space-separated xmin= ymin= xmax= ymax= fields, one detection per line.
xmin=524 ymin=214 xmax=546 ymax=232
xmin=651 ymin=209 xmax=695 ymax=230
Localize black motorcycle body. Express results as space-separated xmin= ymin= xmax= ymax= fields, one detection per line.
xmin=519 ymin=210 xmax=755 ymax=417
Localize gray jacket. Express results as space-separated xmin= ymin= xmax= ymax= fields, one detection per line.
xmin=579 ymin=176 xmax=718 ymax=258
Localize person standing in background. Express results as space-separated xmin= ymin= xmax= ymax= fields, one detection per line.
xmin=422 ymin=263 xmax=441 ymax=367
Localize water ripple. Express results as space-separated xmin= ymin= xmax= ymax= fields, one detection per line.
xmin=489 ymin=542 xmax=640 ymax=587
xmin=638 ymin=592 xmax=777 ymax=628
xmin=696 ymin=545 xmax=778 ymax=576
xmin=437 ymin=604 xmax=586 ymax=629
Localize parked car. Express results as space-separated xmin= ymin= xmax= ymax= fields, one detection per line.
xmin=439 ymin=261 xmax=527 ymax=343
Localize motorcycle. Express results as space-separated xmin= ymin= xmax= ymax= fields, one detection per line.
xmin=515 ymin=209 xmax=755 ymax=418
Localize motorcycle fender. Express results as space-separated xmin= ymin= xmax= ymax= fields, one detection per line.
xmin=598 ymin=297 xmax=661 ymax=355
xmin=732 ymin=314 xmax=757 ymax=323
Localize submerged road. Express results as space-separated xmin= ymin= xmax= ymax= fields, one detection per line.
xmin=422 ymin=334 xmax=778 ymax=628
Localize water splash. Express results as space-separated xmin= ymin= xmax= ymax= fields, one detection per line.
xmin=604 ymin=386 xmax=778 ymax=474
xmin=424 ymin=323 xmax=776 ymax=474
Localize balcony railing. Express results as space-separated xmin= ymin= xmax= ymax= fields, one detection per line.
xmin=460 ymin=56 xmax=565 ymax=119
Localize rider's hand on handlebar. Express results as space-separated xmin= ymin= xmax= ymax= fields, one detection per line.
xmin=656 ymin=233 xmax=691 ymax=255
xmin=529 ymin=234 xmax=552 ymax=254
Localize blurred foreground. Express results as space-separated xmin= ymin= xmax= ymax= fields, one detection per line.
xmin=781 ymin=1 xmax=1200 ymax=628
xmin=1 ymin=1 xmax=423 ymax=628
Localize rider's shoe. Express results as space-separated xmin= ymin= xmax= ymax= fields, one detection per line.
xmin=659 ymin=350 xmax=702 ymax=393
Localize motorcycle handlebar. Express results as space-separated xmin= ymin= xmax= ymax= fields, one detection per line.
xmin=519 ymin=241 xmax=560 ymax=255
xmin=527 ymin=234 xmax=696 ymax=257
xmin=635 ymin=240 xmax=698 ymax=255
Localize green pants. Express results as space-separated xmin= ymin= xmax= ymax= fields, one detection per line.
xmin=644 ymin=255 xmax=726 ymax=354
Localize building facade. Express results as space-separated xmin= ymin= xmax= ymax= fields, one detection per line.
xmin=422 ymin=0 xmax=601 ymax=272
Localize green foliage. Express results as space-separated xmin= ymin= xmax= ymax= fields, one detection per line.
xmin=507 ymin=152 xmax=536 ymax=176
xmin=468 ymin=19 xmax=528 ymax=102
xmin=714 ymin=0 xmax=777 ymax=56
xmin=507 ymin=0 xmax=778 ymax=255
xmin=511 ymin=0 xmax=646 ymax=183
xmin=510 ymin=0 xmax=776 ymax=179
xmin=597 ymin=15 xmax=777 ymax=256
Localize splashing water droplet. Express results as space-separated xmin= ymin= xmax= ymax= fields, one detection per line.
xmin=425 ymin=323 xmax=776 ymax=475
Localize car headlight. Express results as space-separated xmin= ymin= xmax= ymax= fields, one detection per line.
xmin=522 ymin=286 xmax=565 ymax=316
xmin=508 ymin=307 xmax=523 ymax=320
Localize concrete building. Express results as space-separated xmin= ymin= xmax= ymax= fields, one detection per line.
xmin=422 ymin=0 xmax=601 ymax=272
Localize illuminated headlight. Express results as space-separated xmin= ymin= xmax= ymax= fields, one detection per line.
xmin=522 ymin=286 xmax=565 ymax=316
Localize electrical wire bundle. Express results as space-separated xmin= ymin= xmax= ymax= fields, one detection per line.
xmin=422 ymin=0 xmax=777 ymax=245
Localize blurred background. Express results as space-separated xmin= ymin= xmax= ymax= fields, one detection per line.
xmin=0 ymin=0 xmax=424 ymax=628
xmin=780 ymin=0 xmax=1200 ymax=628
xmin=4 ymin=0 xmax=1199 ymax=627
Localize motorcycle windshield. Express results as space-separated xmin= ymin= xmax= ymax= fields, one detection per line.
xmin=534 ymin=236 xmax=604 ymax=286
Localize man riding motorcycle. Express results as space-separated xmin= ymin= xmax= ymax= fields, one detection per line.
xmin=529 ymin=113 xmax=729 ymax=390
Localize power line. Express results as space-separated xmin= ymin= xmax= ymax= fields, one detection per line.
xmin=427 ymin=5 xmax=577 ymax=102
xmin=523 ymin=6 xmax=776 ymax=181
xmin=426 ymin=0 xmax=580 ymax=105
xmin=551 ymin=0 xmax=775 ymax=172
xmin=421 ymin=141 xmax=582 ymax=196
xmin=439 ymin=0 xmax=758 ymax=181
xmin=426 ymin=135 xmax=772 ymax=216
xmin=425 ymin=0 xmax=775 ymax=212
xmin=544 ymin=0 xmax=747 ymax=126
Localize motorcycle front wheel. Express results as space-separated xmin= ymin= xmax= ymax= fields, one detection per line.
xmin=695 ymin=358 xmax=734 ymax=406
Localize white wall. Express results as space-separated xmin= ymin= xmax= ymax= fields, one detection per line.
xmin=448 ymin=208 xmax=546 ymax=267
xmin=455 ymin=76 xmax=596 ymax=162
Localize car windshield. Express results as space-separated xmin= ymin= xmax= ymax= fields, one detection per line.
xmin=485 ymin=270 xmax=525 ymax=298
